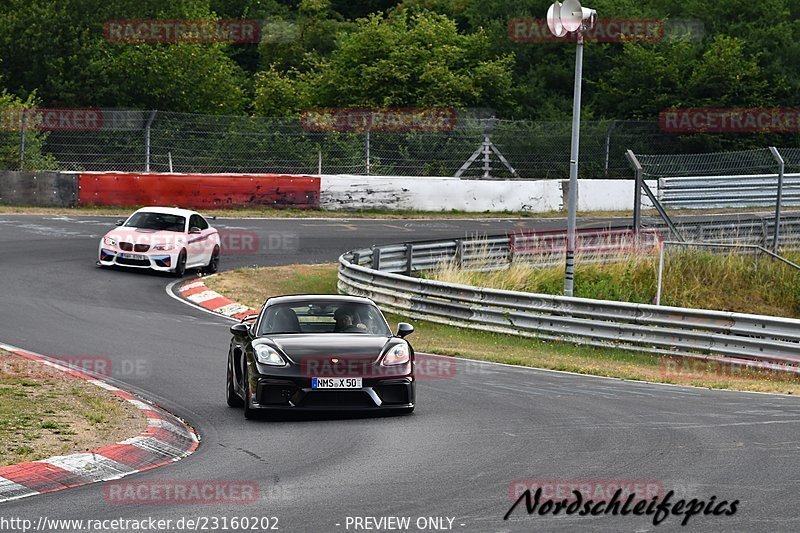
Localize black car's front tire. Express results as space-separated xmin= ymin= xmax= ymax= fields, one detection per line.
xmin=242 ymin=364 xmax=257 ymax=420
xmin=226 ymin=356 xmax=243 ymax=408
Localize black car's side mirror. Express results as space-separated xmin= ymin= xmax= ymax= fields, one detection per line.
xmin=115 ymin=219 xmax=124 ymax=226
xmin=230 ymin=323 xmax=249 ymax=337
xmin=397 ymin=322 xmax=414 ymax=338
xmin=189 ymin=227 xmax=202 ymax=234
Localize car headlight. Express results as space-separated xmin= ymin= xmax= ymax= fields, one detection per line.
xmin=381 ymin=343 xmax=410 ymax=366
xmin=153 ymin=243 xmax=175 ymax=251
xmin=254 ymin=345 xmax=287 ymax=366
xmin=103 ymin=236 xmax=117 ymax=247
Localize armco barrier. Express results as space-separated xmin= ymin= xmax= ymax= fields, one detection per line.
xmin=78 ymin=172 xmax=320 ymax=209
xmin=338 ymin=231 xmax=800 ymax=370
xmin=659 ymin=173 xmax=800 ymax=209
xmin=0 ymin=171 xmax=77 ymax=207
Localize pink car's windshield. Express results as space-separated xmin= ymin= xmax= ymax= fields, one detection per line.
xmin=125 ymin=212 xmax=186 ymax=232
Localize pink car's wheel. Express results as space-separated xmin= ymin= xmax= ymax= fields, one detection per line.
xmin=205 ymin=245 xmax=220 ymax=274
xmin=173 ymin=250 xmax=187 ymax=277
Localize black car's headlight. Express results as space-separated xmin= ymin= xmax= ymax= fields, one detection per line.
xmin=254 ymin=345 xmax=287 ymax=366
xmin=381 ymin=343 xmax=410 ymax=366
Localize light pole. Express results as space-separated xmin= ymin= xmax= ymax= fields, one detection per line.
xmin=547 ymin=0 xmax=597 ymax=296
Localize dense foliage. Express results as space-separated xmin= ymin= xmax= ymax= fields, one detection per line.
xmin=0 ymin=0 xmax=797 ymax=120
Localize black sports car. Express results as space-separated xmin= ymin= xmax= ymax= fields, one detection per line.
xmin=226 ymin=295 xmax=415 ymax=418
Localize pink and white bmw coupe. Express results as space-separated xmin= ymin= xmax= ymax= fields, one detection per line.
xmin=98 ymin=207 xmax=220 ymax=276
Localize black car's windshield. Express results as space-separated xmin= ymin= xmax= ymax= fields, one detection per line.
xmin=260 ymin=301 xmax=391 ymax=336
xmin=125 ymin=212 xmax=186 ymax=232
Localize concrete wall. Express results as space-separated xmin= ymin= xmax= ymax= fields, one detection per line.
xmin=0 ymin=171 xmax=77 ymax=207
xmin=0 ymin=171 xmax=654 ymax=212
xmin=320 ymin=175 xmax=655 ymax=213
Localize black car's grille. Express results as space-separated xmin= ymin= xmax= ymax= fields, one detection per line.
xmin=301 ymin=391 xmax=375 ymax=407
xmin=134 ymin=244 xmax=150 ymax=252
xmin=119 ymin=242 xmax=133 ymax=251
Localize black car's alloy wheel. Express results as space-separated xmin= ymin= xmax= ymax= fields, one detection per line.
xmin=243 ymin=364 xmax=256 ymax=420
xmin=226 ymin=356 xmax=243 ymax=408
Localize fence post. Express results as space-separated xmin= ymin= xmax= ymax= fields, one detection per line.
xmin=365 ymin=130 xmax=371 ymax=175
xmin=769 ymin=147 xmax=785 ymax=253
xmin=625 ymin=149 xmax=643 ymax=234
xmin=371 ymin=247 xmax=381 ymax=271
xmin=144 ymin=110 xmax=157 ymax=172
xmin=603 ymin=120 xmax=617 ymax=177
xmin=318 ymin=148 xmax=322 ymax=175
xmin=455 ymin=239 xmax=464 ymax=268
xmin=405 ymin=243 xmax=414 ymax=276
xmin=19 ymin=113 xmax=26 ymax=171
xmin=655 ymin=241 xmax=666 ymax=305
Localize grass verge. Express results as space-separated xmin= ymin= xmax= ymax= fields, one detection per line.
xmin=0 ymin=350 xmax=146 ymax=466
xmin=204 ymin=264 xmax=800 ymax=395
xmin=432 ymin=248 xmax=800 ymax=319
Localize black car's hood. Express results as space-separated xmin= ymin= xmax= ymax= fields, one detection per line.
xmin=263 ymin=334 xmax=394 ymax=361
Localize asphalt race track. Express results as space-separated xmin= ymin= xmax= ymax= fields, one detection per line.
xmin=1 ymin=214 xmax=799 ymax=532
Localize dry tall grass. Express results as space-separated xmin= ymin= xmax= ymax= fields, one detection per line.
xmin=431 ymin=240 xmax=800 ymax=318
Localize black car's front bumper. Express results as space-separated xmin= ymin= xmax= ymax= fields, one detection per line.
xmin=249 ymin=374 xmax=415 ymax=411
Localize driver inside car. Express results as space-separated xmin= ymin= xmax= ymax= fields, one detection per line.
xmin=333 ymin=307 xmax=367 ymax=333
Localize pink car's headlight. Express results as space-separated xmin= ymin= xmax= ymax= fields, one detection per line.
xmin=103 ymin=236 xmax=116 ymax=247
xmin=152 ymin=243 xmax=175 ymax=251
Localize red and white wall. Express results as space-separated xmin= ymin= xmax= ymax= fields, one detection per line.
xmin=1 ymin=170 xmax=654 ymax=213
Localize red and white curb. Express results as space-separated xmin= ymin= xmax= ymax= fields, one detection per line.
xmin=0 ymin=343 xmax=199 ymax=503
xmin=174 ymin=277 xmax=258 ymax=321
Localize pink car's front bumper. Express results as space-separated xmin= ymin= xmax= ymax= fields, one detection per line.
xmin=98 ymin=244 xmax=179 ymax=272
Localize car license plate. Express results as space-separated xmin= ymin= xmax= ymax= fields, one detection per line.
xmin=120 ymin=253 xmax=148 ymax=261
xmin=312 ymin=377 xmax=362 ymax=389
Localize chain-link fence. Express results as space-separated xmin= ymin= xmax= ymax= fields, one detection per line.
xmin=2 ymin=109 xmax=685 ymax=178
xmin=5 ymin=109 xmax=800 ymax=178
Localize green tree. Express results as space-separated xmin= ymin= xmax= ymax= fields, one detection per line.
xmin=310 ymin=10 xmax=515 ymax=109
xmin=0 ymin=88 xmax=57 ymax=171
xmin=0 ymin=0 xmax=249 ymax=114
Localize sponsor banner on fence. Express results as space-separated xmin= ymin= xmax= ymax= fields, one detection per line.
xmin=104 ymin=19 xmax=261 ymax=43
xmin=300 ymin=108 xmax=457 ymax=133
xmin=660 ymin=108 xmax=800 ymax=133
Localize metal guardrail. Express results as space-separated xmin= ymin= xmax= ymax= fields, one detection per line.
xmin=338 ymin=225 xmax=800 ymax=371
xmin=659 ymin=173 xmax=800 ymax=209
